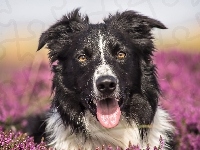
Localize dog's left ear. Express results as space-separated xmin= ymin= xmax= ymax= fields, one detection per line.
xmin=105 ymin=10 xmax=167 ymax=37
xmin=105 ymin=10 xmax=167 ymax=58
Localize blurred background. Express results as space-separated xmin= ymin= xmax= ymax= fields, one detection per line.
xmin=0 ymin=1 xmax=200 ymax=149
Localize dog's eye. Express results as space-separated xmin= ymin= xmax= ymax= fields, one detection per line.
xmin=116 ymin=51 xmax=126 ymax=60
xmin=78 ymin=55 xmax=87 ymax=63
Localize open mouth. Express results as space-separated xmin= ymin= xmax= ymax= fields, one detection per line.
xmin=96 ymin=98 xmax=121 ymax=129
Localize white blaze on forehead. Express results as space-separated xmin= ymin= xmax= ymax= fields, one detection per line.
xmin=95 ymin=64 xmax=115 ymax=77
xmin=92 ymin=31 xmax=119 ymax=97
xmin=95 ymin=31 xmax=116 ymax=77
xmin=98 ymin=32 xmax=106 ymax=64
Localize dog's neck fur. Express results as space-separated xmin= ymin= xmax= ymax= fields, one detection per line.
xmin=46 ymin=107 xmax=173 ymax=150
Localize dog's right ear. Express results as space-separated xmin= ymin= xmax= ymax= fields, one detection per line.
xmin=37 ymin=32 xmax=48 ymax=51
xmin=37 ymin=8 xmax=89 ymax=53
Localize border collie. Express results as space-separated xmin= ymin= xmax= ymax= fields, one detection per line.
xmin=37 ymin=8 xmax=174 ymax=150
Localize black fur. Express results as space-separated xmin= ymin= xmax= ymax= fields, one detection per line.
xmin=36 ymin=8 xmax=173 ymax=149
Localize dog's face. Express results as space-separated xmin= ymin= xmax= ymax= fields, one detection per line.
xmin=38 ymin=9 xmax=166 ymax=132
xmin=58 ymin=27 xmax=142 ymax=128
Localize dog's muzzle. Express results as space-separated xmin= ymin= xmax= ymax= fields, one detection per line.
xmin=95 ymin=75 xmax=121 ymax=128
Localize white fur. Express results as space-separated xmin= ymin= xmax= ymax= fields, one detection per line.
xmin=98 ymin=31 xmax=106 ymax=64
xmin=46 ymin=107 xmax=174 ymax=150
xmin=92 ymin=32 xmax=119 ymax=98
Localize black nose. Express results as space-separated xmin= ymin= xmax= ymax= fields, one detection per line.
xmin=96 ymin=76 xmax=117 ymax=94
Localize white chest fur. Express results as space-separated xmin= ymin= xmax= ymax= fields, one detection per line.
xmin=46 ymin=107 xmax=173 ymax=150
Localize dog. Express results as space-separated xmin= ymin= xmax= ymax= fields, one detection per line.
xmin=37 ymin=8 xmax=174 ymax=150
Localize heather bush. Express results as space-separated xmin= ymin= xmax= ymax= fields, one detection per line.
xmin=0 ymin=127 xmax=48 ymax=149
xmin=154 ymin=50 xmax=200 ymax=150
xmin=0 ymin=61 xmax=51 ymax=129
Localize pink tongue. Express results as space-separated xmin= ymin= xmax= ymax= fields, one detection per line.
xmin=97 ymin=99 xmax=121 ymax=128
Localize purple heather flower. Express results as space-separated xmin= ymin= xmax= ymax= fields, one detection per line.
xmin=0 ymin=128 xmax=48 ymax=149
xmin=0 ymin=61 xmax=51 ymax=128
xmin=154 ymin=50 xmax=200 ymax=150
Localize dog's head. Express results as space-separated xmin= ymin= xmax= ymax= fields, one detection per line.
xmin=38 ymin=8 xmax=166 ymax=133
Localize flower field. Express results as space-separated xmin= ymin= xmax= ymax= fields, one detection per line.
xmin=155 ymin=51 xmax=200 ymax=149
xmin=0 ymin=50 xmax=200 ymax=149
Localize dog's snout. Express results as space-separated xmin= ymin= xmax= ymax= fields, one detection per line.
xmin=96 ymin=76 xmax=117 ymax=94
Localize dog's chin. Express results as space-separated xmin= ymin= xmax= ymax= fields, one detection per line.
xmin=86 ymin=97 xmax=124 ymax=129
